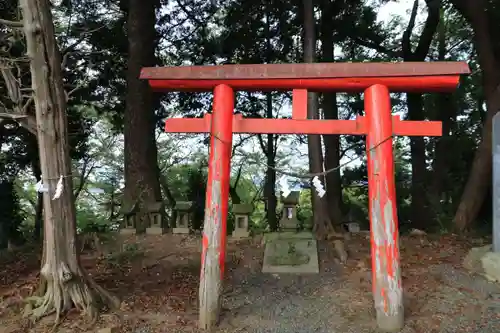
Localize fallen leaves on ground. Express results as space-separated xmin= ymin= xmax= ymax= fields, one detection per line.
xmin=0 ymin=232 xmax=487 ymax=333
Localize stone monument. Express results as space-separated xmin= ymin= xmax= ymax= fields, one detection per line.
xmin=119 ymin=200 xmax=140 ymax=235
xmin=173 ymin=201 xmax=192 ymax=234
xmin=279 ymin=191 xmax=300 ymax=231
xmin=145 ymin=201 xmax=167 ymax=235
xmin=459 ymin=113 xmax=500 ymax=283
xmin=262 ymin=191 xmax=319 ymax=274
xmin=232 ymin=203 xmax=252 ymax=239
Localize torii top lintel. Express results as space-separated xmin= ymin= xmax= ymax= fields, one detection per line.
xmin=140 ymin=61 xmax=470 ymax=93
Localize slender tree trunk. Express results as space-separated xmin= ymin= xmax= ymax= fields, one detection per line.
xmin=429 ymin=14 xmax=456 ymax=217
xmin=450 ymin=0 xmax=500 ymax=230
xmin=32 ymin=160 xmax=44 ymax=241
xmin=320 ymin=1 xmax=342 ymax=225
xmin=19 ymin=0 xmax=117 ymax=321
xmin=263 ymin=12 xmax=278 ymax=231
xmin=406 ymin=94 xmax=429 ymax=229
xmin=302 ymin=0 xmax=334 ymax=238
xmin=401 ymin=0 xmax=440 ymax=230
xmin=123 ymin=0 xmax=162 ymax=226
xmin=264 ymin=93 xmax=278 ymax=231
xmin=159 ymin=171 xmax=177 ymax=226
xmin=34 ymin=193 xmax=43 ymax=240
xmin=29 ymin=139 xmax=44 ymax=241
xmin=229 ymin=186 xmax=241 ymax=204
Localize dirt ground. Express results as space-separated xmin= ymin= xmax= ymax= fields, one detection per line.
xmin=1 ymin=232 xmax=500 ymax=333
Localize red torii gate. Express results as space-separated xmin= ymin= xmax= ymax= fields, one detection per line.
xmin=140 ymin=62 xmax=470 ymax=332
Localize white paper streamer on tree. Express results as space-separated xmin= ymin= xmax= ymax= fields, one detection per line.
xmin=312 ymin=176 xmax=326 ymax=198
xmin=279 ymin=175 xmax=291 ymax=198
xmin=52 ymin=175 xmax=64 ymax=200
xmin=35 ymin=180 xmax=48 ymax=193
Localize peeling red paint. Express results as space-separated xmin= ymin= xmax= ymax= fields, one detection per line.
xmin=140 ymin=62 xmax=470 ymax=81
xmin=150 ymin=63 xmax=469 ymax=331
xmin=365 ymin=84 xmax=405 ymax=330
xmin=197 ymin=85 xmax=233 ymax=329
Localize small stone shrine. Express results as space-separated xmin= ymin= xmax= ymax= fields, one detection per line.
xmin=262 ymin=191 xmax=319 ymax=274
xmin=119 ymin=200 xmax=140 ymax=235
xmin=232 ymin=203 xmax=252 ymax=239
xmin=145 ymin=201 xmax=167 ymax=235
xmin=173 ymin=201 xmax=192 ymax=234
xmin=279 ymin=191 xmax=300 ymax=231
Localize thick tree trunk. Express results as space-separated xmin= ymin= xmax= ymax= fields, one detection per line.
xmin=123 ymin=0 xmax=162 ymax=225
xmin=19 ymin=0 xmax=117 ymax=321
xmin=320 ymin=1 xmax=342 ymax=225
xmin=450 ymin=0 xmax=500 ymax=230
xmin=302 ymin=0 xmax=335 ymax=239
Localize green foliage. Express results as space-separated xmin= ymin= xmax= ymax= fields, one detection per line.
xmin=2 ymin=0 xmax=497 ymax=237
xmin=76 ymin=201 xmax=114 ymax=234
xmin=0 ymin=179 xmax=24 ymax=248
xmin=186 ymin=166 xmax=207 ymax=230
xmin=296 ymin=190 xmax=313 ymax=225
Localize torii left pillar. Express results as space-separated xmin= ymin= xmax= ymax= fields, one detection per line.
xmin=198 ymin=84 xmax=234 ymax=328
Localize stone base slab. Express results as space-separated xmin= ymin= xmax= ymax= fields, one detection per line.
xmin=482 ymin=252 xmax=500 ymax=282
xmin=262 ymin=238 xmax=319 ymax=274
xmin=232 ymin=230 xmax=250 ymax=239
xmin=261 ymin=231 xmax=315 ymax=245
xmin=172 ymin=227 xmax=190 ymax=234
xmin=146 ymin=227 xmax=168 ymax=235
xmin=463 ymin=244 xmax=500 ymax=283
xmin=119 ymin=228 xmax=136 ymax=235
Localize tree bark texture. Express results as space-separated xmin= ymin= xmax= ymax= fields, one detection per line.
xmin=123 ymin=0 xmax=162 ymax=228
xmin=263 ymin=12 xmax=278 ymax=232
xmin=302 ymin=0 xmax=336 ymax=238
xmin=19 ymin=0 xmax=117 ymax=321
xmin=264 ymin=93 xmax=278 ymax=231
xmin=450 ymin=0 xmax=500 ymax=230
xmin=320 ymin=0 xmax=343 ymax=225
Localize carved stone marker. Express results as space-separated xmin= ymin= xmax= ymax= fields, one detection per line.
xmin=262 ymin=191 xmax=319 ymax=273
xmin=494 ymin=112 xmax=500 ymax=252
xmin=262 ymin=238 xmax=319 ymax=273
xmin=279 ymin=191 xmax=300 ymax=231
xmin=146 ymin=201 xmax=167 ymax=235
xmin=232 ymin=203 xmax=252 ymax=239
xmin=173 ymin=201 xmax=192 ymax=234
xmin=119 ymin=200 xmax=140 ymax=235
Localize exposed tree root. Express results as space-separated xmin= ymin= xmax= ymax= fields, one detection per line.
xmin=312 ymin=214 xmax=349 ymax=263
xmin=24 ymin=266 xmax=119 ymax=326
xmin=333 ymin=239 xmax=348 ymax=263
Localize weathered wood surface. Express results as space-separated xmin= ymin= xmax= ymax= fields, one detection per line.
xmin=365 ymin=84 xmax=404 ymax=332
xmin=199 ymin=84 xmax=234 ymax=330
